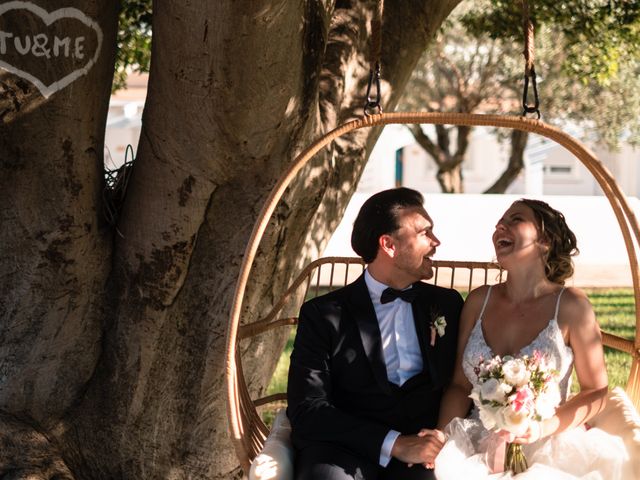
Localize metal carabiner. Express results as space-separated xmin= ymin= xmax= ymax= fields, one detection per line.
xmin=364 ymin=62 xmax=382 ymax=116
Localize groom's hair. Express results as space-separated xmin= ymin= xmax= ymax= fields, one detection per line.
xmin=351 ymin=187 xmax=424 ymax=263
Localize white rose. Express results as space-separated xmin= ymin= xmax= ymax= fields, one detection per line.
xmin=478 ymin=404 xmax=500 ymax=430
xmin=536 ymin=383 xmax=561 ymax=419
xmin=499 ymin=382 xmax=514 ymax=397
xmin=502 ymin=358 xmax=531 ymax=387
xmin=480 ymin=377 xmax=507 ymax=403
xmin=501 ymin=406 xmax=530 ymax=436
xmin=435 ymin=317 xmax=447 ymax=337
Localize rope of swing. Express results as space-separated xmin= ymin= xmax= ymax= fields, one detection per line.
xmin=366 ymin=0 xmax=540 ymax=118
xmin=522 ymin=0 xmax=541 ymax=118
xmin=364 ymin=0 xmax=383 ymax=116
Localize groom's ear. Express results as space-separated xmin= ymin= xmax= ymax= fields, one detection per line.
xmin=379 ymin=234 xmax=396 ymax=258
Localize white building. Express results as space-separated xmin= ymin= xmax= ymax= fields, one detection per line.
xmin=360 ymin=124 xmax=640 ymax=197
xmin=104 ymin=73 xmax=146 ymax=171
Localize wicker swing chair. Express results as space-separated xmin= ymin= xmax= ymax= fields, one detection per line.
xmin=225 ymin=4 xmax=640 ymax=478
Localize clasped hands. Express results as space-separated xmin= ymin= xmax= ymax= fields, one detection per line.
xmin=391 ymin=420 xmax=544 ymax=470
xmin=391 ymin=428 xmax=446 ymax=469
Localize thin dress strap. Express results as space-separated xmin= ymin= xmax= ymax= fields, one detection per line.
xmin=477 ymin=285 xmax=493 ymax=320
xmin=553 ymin=287 xmax=566 ymax=320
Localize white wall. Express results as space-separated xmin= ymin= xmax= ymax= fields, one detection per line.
xmin=323 ymin=193 xmax=640 ymax=287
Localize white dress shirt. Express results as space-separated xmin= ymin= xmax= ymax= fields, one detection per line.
xmin=364 ymin=269 xmax=424 ymax=466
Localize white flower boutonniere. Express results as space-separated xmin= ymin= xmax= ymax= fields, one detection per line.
xmin=430 ymin=315 xmax=447 ymax=346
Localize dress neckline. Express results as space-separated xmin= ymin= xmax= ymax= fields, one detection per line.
xmin=479 ymin=317 xmax=557 ymax=358
xmin=476 ymin=285 xmax=566 ymax=357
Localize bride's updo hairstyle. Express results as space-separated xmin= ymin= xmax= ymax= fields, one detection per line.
xmin=515 ymin=199 xmax=579 ymax=285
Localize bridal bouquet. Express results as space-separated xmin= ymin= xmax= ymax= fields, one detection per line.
xmin=469 ymin=351 xmax=561 ymax=474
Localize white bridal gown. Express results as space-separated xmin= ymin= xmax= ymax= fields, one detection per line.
xmin=435 ymin=287 xmax=629 ymax=480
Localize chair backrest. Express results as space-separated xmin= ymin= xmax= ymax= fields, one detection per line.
xmin=232 ymin=256 xmax=639 ymax=469
xmin=233 ymin=257 xmax=505 ymax=465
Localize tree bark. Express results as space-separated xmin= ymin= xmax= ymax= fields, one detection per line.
xmin=0 ymin=0 xmax=118 ymax=476
xmin=0 ymin=1 xmax=463 ymax=478
xmin=484 ymin=129 xmax=529 ymax=193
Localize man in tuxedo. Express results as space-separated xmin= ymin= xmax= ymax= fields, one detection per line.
xmin=287 ymin=187 xmax=463 ymax=479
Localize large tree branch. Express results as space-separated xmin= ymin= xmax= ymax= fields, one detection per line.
xmin=484 ymin=129 xmax=528 ymax=193
xmin=454 ymin=125 xmax=471 ymax=161
xmin=409 ymin=124 xmax=446 ymax=167
xmin=65 ymin=1 xmax=465 ymax=478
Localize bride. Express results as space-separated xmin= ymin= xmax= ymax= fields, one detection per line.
xmin=434 ymin=199 xmax=628 ymax=479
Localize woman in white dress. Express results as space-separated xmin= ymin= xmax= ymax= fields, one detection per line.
xmin=434 ymin=199 xmax=628 ymax=479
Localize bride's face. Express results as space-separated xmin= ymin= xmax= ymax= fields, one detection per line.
xmin=493 ymin=203 xmax=547 ymax=265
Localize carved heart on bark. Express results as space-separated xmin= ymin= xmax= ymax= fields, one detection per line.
xmin=0 ymin=1 xmax=103 ymax=98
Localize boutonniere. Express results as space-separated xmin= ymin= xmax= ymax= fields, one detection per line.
xmin=429 ymin=315 xmax=447 ymax=347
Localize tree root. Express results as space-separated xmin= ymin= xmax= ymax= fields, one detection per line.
xmin=0 ymin=412 xmax=74 ymax=480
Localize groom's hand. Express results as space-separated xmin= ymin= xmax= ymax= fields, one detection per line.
xmin=390 ymin=429 xmax=446 ymax=468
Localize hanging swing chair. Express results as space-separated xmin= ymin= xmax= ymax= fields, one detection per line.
xmin=225 ymin=2 xmax=640 ymax=476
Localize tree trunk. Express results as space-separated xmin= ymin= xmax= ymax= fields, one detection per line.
xmin=0 ymin=0 xmax=118 ymax=476
xmin=437 ymin=163 xmax=464 ymax=193
xmin=409 ymin=123 xmax=469 ymax=193
xmin=484 ymin=129 xmax=529 ymax=193
xmin=0 ymin=1 xmax=463 ymax=478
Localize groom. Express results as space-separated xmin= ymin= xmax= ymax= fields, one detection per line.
xmin=287 ymin=187 xmax=463 ymax=479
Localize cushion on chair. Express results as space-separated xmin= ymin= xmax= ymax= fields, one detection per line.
xmin=588 ymin=387 xmax=640 ymax=479
xmin=249 ymin=408 xmax=295 ymax=480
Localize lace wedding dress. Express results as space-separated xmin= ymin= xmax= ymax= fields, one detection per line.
xmin=435 ymin=286 xmax=629 ymax=480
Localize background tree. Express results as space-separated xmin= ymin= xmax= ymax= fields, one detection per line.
xmin=400 ymin=19 xmax=518 ymax=192
xmin=0 ymin=1 xmax=463 ymax=478
xmin=401 ymin=1 xmax=640 ymax=193
xmin=112 ymin=0 xmax=151 ymax=91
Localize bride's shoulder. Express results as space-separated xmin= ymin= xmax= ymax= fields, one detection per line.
xmin=558 ymin=286 xmax=596 ymax=328
xmin=465 ymin=284 xmax=493 ymax=305
xmin=461 ymin=284 xmax=499 ymax=315
xmin=458 ymin=285 xmax=495 ymax=333
xmin=560 ymin=286 xmax=592 ymax=308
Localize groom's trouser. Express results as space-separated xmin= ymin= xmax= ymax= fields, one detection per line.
xmin=295 ymin=443 xmax=436 ymax=480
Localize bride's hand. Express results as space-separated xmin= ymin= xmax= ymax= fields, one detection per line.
xmin=509 ymin=421 xmax=543 ymax=444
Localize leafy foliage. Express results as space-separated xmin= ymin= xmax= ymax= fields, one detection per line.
xmin=399 ymin=1 xmax=640 ymax=193
xmin=113 ymin=0 xmax=152 ymax=92
xmin=461 ymin=0 xmax=640 ymax=86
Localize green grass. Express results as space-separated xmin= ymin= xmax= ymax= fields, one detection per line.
xmin=586 ymin=288 xmax=635 ymax=390
xmin=266 ymin=288 xmax=636 ymax=401
xmin=266 ymin=331 xmax=296 ymax=397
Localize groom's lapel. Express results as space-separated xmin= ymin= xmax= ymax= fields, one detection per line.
xmin=347 ymin=275 xmax=392 ymax=394
xmin=412 ymin=284 xmax=441 ymax=388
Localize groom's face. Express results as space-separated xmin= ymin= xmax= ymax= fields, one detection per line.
xmin=388 ymin=206 xmax=440 ymax=282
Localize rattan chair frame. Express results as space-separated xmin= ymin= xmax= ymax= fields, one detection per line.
xmin=225 ymin=112 xmax=640 ymax=474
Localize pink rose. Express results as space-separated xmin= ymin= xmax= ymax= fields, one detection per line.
xmin=509 ymin=386 xmax=534 ymax=415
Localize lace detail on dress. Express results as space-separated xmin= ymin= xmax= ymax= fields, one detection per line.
xmin=437 ymin=286 xmax=628 ymax=479
xmin=462 ymin=286 xmax=574 ymax=402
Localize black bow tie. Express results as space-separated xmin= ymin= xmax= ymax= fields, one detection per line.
xmin=380 ymin=286 xmax=418 ymax=304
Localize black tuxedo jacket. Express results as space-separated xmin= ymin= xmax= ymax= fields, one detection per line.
xmin=287 ymin=274 xmax=463 ymax=465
